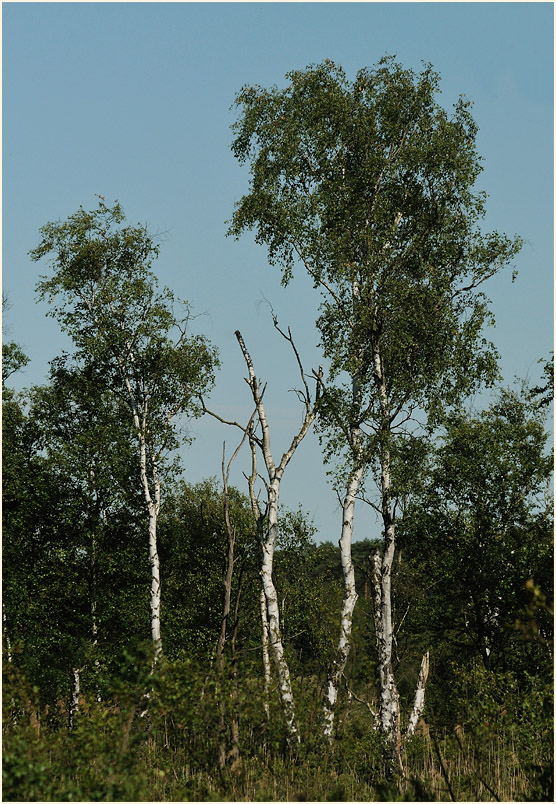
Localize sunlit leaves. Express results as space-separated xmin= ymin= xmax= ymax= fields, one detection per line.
xmin=29 ymin=200 xmax=219 ymax=458
xmin=230 ymin=59 xmax=523 ymax=493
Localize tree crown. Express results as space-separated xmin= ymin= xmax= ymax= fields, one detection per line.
xmin=30 ymin=200 xmax=219 ymax=452
xmin=230 ymin=58 xmax=523 ymax=469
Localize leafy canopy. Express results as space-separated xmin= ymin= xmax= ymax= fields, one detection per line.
xmin=30 ymin=199 xmax=219 ymax=453
xmin=230 ymin=57 xmax=523 ymax=473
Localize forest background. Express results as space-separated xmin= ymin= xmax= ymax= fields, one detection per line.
xmin=2 ymin=2 xmax=554 ymax=802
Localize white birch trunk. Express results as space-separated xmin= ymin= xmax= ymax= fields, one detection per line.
xmin=139 ymin=429 xmax=162 ymax=658
xmin=69 ymin=667 xmax=81 ymax=729
xmin=261 ymin=480 xmax=299 ymax=742
xmin=148 ymin=495 xmax=162 ymax=656
xmin=3 ymin=609 xmax=12 ymax=664
xmin=371 ymin=544 xmax=401 ymax=770
xmin=322 ymin=463 xmax=364 ymax=739
xmin=91 ymin=525 xmax=103 ymax=702
xmin=322 ymin=271 xmax=364 ymax=740
xmin=372 ymin=341 xmax=403 ymax=771
xmin=406 ymin=651 xmax=430 ymax=737
xmin=118 ymin=349 xmax=163 ymax=659
xmin=260 ymin=586 xmax=272 ymax=722
xmin=249 ymin=439 xmax=273 ymax=725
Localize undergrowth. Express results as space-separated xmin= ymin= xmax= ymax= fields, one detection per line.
xmin=3 ymin=654 xmax=552 ymax=802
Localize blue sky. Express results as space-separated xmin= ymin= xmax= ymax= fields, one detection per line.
xmin=3 ymin=1 xmax=553 ymax=544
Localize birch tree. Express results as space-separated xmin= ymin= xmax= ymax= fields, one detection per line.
xmin=238 ymin=327 xmax=321 ymax=744
xmin=229 ymin=57 xmax=522 ymax=764
xmin=30 ymin=200 xmax=218 ymax=659
xmin=204 ymin=322 xmax=322 ymax=743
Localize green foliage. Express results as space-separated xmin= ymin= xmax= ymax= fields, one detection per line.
xmin=529 ymin=352 xmax=554 ymax=409
xmin=399 ymin=386 xmax=553 ymax=676
xmin=230 ymin=58 xmax=522 ymax=479
xmin=30 ymin=199 xmax=219 ymax=458
xmin=2 ymin=341 xmax=30 ymax=383
xmin=274 ymin=511 xmax=341 ymax=674
xmin=159 ymin=478 xmax=259 ymax=658
xmin=21 ymin=197 xmax=219 ymax=674
xmin=2 ymin=360 xmax=152 ymax=707
xmin=3 ymin=656 xmax=154 ymax=801
xmin=229 ymin=63 xmax=528 ymax=763
xmin=3 ymin=600 xmax=553 ymax=802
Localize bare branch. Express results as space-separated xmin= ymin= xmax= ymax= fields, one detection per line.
xmin=394 ymin=602 xmax=412 ymax=638
xmin=343 ymin=677 xmax=379 ymax=727
xmin=271 ymin=315 xmax=315 ymax=398
xmin=223 ymin=409 xmax=257 ymax=488
xmin=198 ymin=395 xmax=263 ymax=449
xmin=235 ymin=329 xmax=277 ymax=477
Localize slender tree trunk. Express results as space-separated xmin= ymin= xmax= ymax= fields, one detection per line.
xmin=371 ymin=342 xmax=403 ymax=772
xmin=260 ymin=585 xmax=272 ymax=723
xmin=216 ymin=535 xmax=234 ymax=668
xmin=3 ymin=609 xmax=13 ymax=664
xmin=371 ymin=544 xmax=402 ymax=772
xmin=138 ymin=431 xmax=162 ymax=658
xmin=406 ymin=652 xmax=430 ymax=737
xmin=322 ymin=312 xmax=364 ymax=740
xmin=228 ymin=564 xmax=243 ymax=768
xmin=121 ymin=362 xmax=163 ymax=659
xmin=90 ymin=531 xmax=102 ymax=702
xmin=261 ymin=480 xmax=299 ymax=743
xmin=148 ymin=502 xmax=162 ymax=656
xmin=323 ymin=462 xmax=364 ymax=739
xmin=69 ymin=667 xmax=81 ymax=729
xmin=217 ymin=440 xmax=242 ymax=769
xmin=91 ymin=557 xmax=102 ymax=703
xmin=248 ymin=450 xmax=299 ymax=743
xmin=216 ymin=437 xmax=245 ymax=665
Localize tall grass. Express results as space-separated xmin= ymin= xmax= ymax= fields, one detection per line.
xmin=3 ymin=657 xmax=552 ymax=801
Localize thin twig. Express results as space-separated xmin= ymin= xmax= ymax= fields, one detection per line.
xmin=343 ymin=677 xmax=379 ymax=727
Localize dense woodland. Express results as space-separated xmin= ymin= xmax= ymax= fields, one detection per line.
xmin=3 ymin=59 xmax=553 ymax=802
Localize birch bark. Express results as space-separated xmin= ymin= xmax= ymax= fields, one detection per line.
xmin=371 ymin=341 xmax=403 ymax=771
xmin=406 ymin=652 xmax=430 ymax=737
xmin=246 ymin=434 xmax=272 ymax=725
xmin=244 ymin=400 xmax=299 ymax=743
xmin=322 ymin=462 xmax=364 ymax=739
xmin=260 ymin=478 xmax=298 ymax=742
xmin=69 ymin=667 xmax=81 ymax=729
xmin=322 ymin=276 xmax=364 ymax=739
xmin=3 ymin=610 xmax=13 ymax=664
xmin=116 ymin=348 xmax=164 ymax=658
xmin=139 ymin=431 xmax=162 ymax=657
xmin=260 ymin=585 xmax=272 ymax=722
xmin=90 ymin=526 xmax=102 ymax=702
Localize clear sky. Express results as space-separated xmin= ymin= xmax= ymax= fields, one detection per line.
xmin=3 ymin=1 xmax=553 ymax=544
